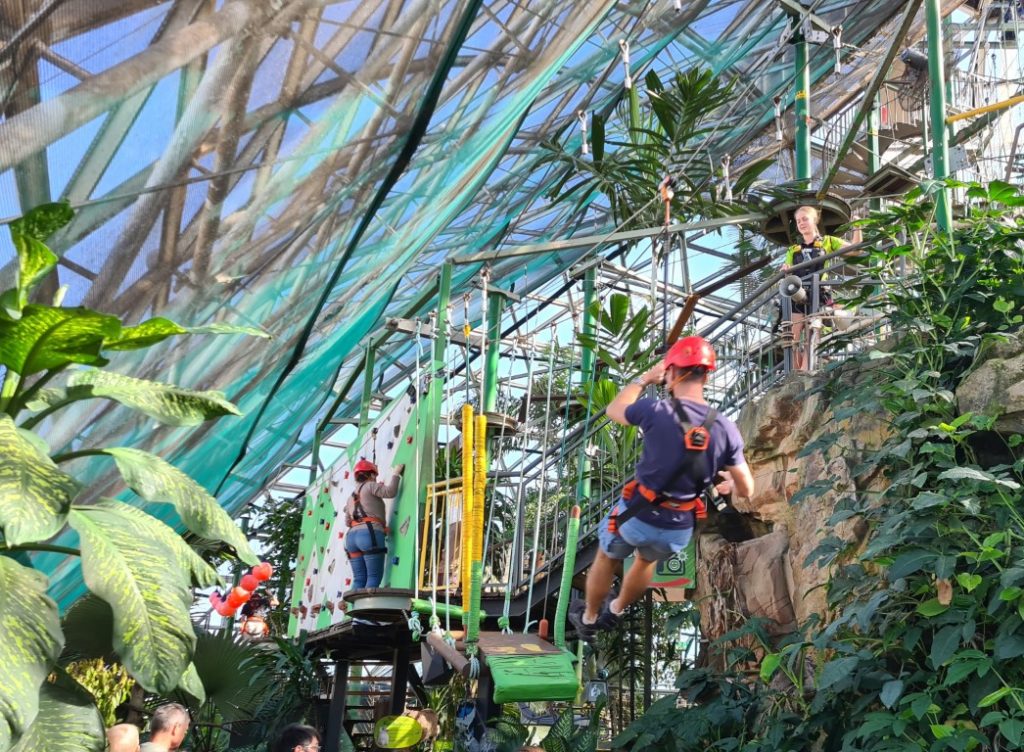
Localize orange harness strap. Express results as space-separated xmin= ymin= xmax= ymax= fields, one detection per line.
xmin=609 ymin=480 xmax=706 ymax=534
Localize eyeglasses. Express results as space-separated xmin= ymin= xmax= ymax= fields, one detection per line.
xmin=303 ymin=744 xmax=321 ymax=751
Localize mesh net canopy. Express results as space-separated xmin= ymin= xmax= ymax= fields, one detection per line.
xmin=0 ymin=0 xmax=938 ymax=606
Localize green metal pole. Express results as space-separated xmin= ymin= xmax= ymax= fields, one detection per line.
xmin=309 ymin=431 xmax=320 ymax=488
xmin=358 ymin=344 xmax=376 ymax=431
xmin=794 ymin=27 xmax=813 ymax=186
xmin=554 ymin=505 xmax=581 ymax=650
xmin=575 ymin=267 xmax=596 ymax=504
xmin=926 ymin=0 xmax=953 ymax=231
xmin=483 ymin=291 xmax=503 ymax=414
xmin=580 ymin=268 xmax=595 ymax=384
xmin=867 ymin=97 xmax=881 ymax=212
xmin=434 ymin=262 xmax=453 ymax=369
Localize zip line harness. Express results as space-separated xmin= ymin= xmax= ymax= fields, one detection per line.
xmin=347 ymin=482 xmax=387 ymax=558
xmin=609 ymin=400 xmax=719 ymax=532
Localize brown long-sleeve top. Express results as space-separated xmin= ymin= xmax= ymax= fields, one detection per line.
xmin=344 ymin=474 xmax=401 ymax=526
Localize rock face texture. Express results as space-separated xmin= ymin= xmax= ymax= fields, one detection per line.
xmin=694 ymin=372 xmax=880 ymax=657
xmin=957 ymin=334 xmax=1024 ymax=435
xmin=696 ymin=336 xmax=1024 ymax=663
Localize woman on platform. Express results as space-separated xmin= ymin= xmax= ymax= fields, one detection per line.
xmin=781 ymin=205 xmax=846 ymax=371
xmin=345 ymin=459 xmax=404 ymax=589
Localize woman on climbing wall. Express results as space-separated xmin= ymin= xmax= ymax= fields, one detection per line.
xmin=345 ymin=459 xmax=405 ymax=589
xmin=780 ymin=205 xmax=847 ymax=371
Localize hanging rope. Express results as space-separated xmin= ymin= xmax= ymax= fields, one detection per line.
xmin=523 ymin=325 xmax=558 ymax=633
xmin=619 ymin=39 xmax=632 ymax=90
xmin=443 ymin=306 xmax=456 ymax=646
xmin=774 ymin=94 xmax=784 ymax=142
xmin=832 ymin=25 xmax=843 ymax=77
xmin=426 ymin=311 xmax=442 ymax=637
xmin=500 ymin=334 xmax=538 ymax=635
xmin=478 ymin=267 xmax=489 ymax=412
xmin=577 ymin=110 xmax=589 ymax=155
xmin=407 ymin=318 xmax=425 ymax=641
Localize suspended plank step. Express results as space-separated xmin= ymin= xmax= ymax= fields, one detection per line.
xmin=476 ymin=632 xmax=579 ymax=704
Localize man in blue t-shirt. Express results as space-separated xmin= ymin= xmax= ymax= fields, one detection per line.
xmin=569 ymin=336 xmax=754 ymax=642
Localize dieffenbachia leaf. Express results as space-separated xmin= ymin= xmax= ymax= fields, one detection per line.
xmin=9 ymin=669 xmax=104 ymax=752
xmin=22 ymin=388 xmax=64 ymax=414
xmin=0 ymin=305 xmax=121 ymax=376
xmin=102 ymin=447 xmax=258 ymax=565
xmin=0 ymin=556 xmax=64 ymax=751
xmin=66 ymin=370 xmax=241 ymax=426
xmin=0 ymin=415 xmax=77 ymax=545
xmin=68 ymin=500 xmax=218 ymax=693
xmin=188 ymin=322 xmax=270 ymax=338
xmin=9 ymin=202 xmax=73 ymax=313
xmin=10 ymin=202 xmax=74 ymax=245
xmin=103 ymin=317 xmax=271 ymax=351
xmin=176 ymin=663 xmax=206 ymax=704
xmin=0 ymin=289 xmax=21 ymax=321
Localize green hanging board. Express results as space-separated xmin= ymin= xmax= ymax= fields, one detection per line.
xmin=373 ymin=715 xmax=423 ymax=749
xmin=487 ymin=652 xmax=579 ymax=703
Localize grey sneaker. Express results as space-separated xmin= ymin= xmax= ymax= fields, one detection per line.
xmin=568 ymin=598 xmax=599 ymax=643
xmin=595 ymin=594 xmax=622 ymax=630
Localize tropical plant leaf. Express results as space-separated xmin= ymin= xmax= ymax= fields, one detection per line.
xmin=9 ymin=202 xmax=73 ymax=312
xmin=58 ymin=595 xmax=115 ymax=665
xmin=0 ymin=289 xmax=20 ymax=321
xmin=103 ymin=317 xmax=270 ymax=351
xmin=102 ymin=447 xmax=258 ymax=565
xmin=10 ymin=202 xmax=74 ymax=244
xmin=0 ymin=415 xmax=77 ymax=545
xmin=0 ymin=306 xmax=120 ymax=376
xmin=189 ymin=323 xmax=270 ymax=338
xmin=0 ymin=556 xmax=64 ymax=751
xmin=68 ymin=500 xmax=218 ymax=693
xmin=176 ymin=662 xmax=206 ymax=704
xmin=66 ymin=370 xmax=241 ymax=426
xmin=8 ymin=669 xmax=104 ymax=752
xmin=188 ymin=632 xmax=276 ymax=723
xmin=591 ymin=113 xmax=605 ymax=165
xmin=22 ymin=388 xmax=64 ymax=414
xmin=733 ymin=158 xmax=775 ymax=195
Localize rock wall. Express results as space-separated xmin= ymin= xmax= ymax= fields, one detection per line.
xmin=696 ymin=337 xmax=1024 ymax=659
xmin=694 ymin=372 xmax=881 ymax=653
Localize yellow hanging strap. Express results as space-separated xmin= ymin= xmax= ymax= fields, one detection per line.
xmin=473 ymin=411 xmax=487 ymax=583
xmin=461 ymin=403 xmax=475 ymax=610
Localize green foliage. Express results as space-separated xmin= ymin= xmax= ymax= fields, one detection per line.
xmin=617 ymin=183 xmax=1024 ymax=750
xmin=0 ymin=556 xmax=64 ymax=751
xmin=0 ymin=415 xmax=77 ymax=545
xmin=542 ymin=68 xmax=772 ymax=228
xmin=544 ymin=68 xmax=770 ymax=228
xmin=69 ymin=501 xmax=217 ymax=696
xmin=101 ymin=448 xmax=258 ymax=565
xmin=65 ymin=659 xmax=134 ymax=727
xmin=8 ymin=670 xmax=104 ymax=752
xmin=540 ymin=700 xmax=604 ymax=752
xmin=575 ymin=293 xmax=658 ymax=498
xmin=0 ymin=203 xmax=264 ymax=752
xmin=614 ymin=670 xmax=758 ymax=751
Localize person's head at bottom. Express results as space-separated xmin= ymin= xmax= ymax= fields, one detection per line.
xmin=271 ymin=724 xmax=321 ymax=752
xmin=145 ymin=703 xmax=189 ymax=751
xmin=107 ymin=723 xmax=140 ymax=752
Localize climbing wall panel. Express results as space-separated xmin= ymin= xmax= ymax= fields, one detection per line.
xmin=288 ymin=380 xmax=435 ymax=636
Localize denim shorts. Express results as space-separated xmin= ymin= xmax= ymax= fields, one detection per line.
xmin=598 ymin=504 xmax=693 ymax=563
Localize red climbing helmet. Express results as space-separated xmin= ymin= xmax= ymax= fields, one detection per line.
xmin=664 ymin=336 xmax=716 ymax=371
xmin=353 ymin=459 xmax=378 ymax=476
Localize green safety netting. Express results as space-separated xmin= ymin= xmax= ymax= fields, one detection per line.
xmin=0 ymin=0 xmax=922 ymax=607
